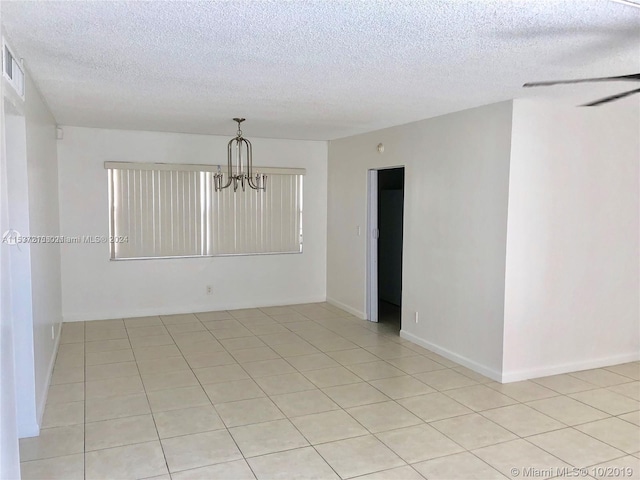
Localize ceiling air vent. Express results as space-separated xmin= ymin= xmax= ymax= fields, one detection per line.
xmin=2 ymin=39 xmax=25 ymax=99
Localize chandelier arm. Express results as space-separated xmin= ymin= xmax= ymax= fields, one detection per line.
xmin=217 ymin=178 xmax=233 ymax=190
xmin=220 ymin=177 xmax=233 ymax=190
xmin=244 ymin=138 xmax=265 ymax=190
xmin=215 ymin=140 xmax=235 ymax=190
xmin=247 ymin=173 xmax=266 ymax=190
xmin=245 ymin=138 xmax=253 ymax=180
xmin=237 ymin=138 xmax=244 ymax=176
xmin=227 ymin=139 xmax=234 ymax=178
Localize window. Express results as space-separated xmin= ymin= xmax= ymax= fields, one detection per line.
xmin=106 ymin=162 xmax=304 ymax=259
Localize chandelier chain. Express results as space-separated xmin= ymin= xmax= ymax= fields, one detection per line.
xmin=233 ymin=117 xmax=245 ymax=138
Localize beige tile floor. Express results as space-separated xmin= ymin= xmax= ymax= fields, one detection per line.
xmin=20 ymin=303 xmax=640 ymax=480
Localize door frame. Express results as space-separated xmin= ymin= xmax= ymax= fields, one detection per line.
xmin=366 ymin=165 xmax=405 ymax=324
xmin=3 ymin=95 xmax=38 ymax=438
xmin=366 ymin=169 xmax=378 ymax=322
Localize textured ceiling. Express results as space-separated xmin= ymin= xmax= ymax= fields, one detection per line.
xmin=1 ymin=0 xmax=639 ymax=140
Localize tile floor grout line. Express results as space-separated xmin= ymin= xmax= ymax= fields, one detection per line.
xmin=525 ymin=391 xmax=627 ymax=422
xmin=433 ymin=388 xmax=629 ymax=470
xmin=566 ymin=424 xmax=635 ymax=459
xmin=564 ymin=389 xmax=640 ymax=416
xmin=27 ymin=307 xmax=640 ymax=480
xmin=126 ymin=329 xmax=172 ymax=479
xmin=160 ymin=311 xmax=263 ymax=477
xmin=227 ymin=306 xmax=349 ymax=478
xmin=522 ymin=424 xmax=629 ymax=470
xmin=256 ymin=307 xmax=401 ymax=479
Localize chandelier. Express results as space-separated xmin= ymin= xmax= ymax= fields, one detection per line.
xmin=214 ymin=118 xmax=267 ymax=192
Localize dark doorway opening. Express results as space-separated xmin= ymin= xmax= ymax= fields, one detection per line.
xmin=377 ymin=167 xmax=404 ymax=330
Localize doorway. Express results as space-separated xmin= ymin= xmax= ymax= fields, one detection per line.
xmin=367 ymin=167 xmax=405 ymax=331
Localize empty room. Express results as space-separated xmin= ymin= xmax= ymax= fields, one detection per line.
xmin=0 ymin=1 xmax=638 ymax=479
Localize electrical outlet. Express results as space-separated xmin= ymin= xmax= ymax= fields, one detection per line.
xmin=414 ymin=312 xmax=419 ymax=324
xmin=206 ymin=285 xmax=213 ymax=295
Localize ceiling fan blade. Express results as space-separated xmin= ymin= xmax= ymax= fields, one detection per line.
xmin=524 ymin=73 xmax=640 ymax=88
xmin=582 ymin=88 xmax=640 ymax=106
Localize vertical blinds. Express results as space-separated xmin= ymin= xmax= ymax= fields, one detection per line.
xmin=106 ymin=162 xmax=304 ymax=259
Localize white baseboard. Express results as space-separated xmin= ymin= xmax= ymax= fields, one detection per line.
xmin=63 ymin=296 xmax=328 ymax=322
xmin=20 ymin=321 xmax=62 ymax=438
xmin=501 ymin=351 xmax=640 ymax=383
xmin=34 ymin=320 xmax=63 ymax=435
xmin=399 ymin=329 xmax=503 ymax=382
xmin=400 ymin=330 xmax=640 ymax=384
xmin=326 ymin=297 xmax=366 ymax=319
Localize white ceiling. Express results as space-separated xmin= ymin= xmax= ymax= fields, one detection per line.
xmin=1 ymin=0 xmax=639 ymax=140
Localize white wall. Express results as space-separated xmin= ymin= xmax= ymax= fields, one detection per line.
xmin=0 ymin=35 xmax=21 ymax=478
xmin=2 ymin=71 xmax=63 ymax=443
xmin=0 ymin=149 xmax=20 ymax=479
xmin=58 ymin=127 xmax=328 ymax=321
xmin=327 ymin=102 xmax=513 ymax=379
xmin=5 ymin=103 xmax=38 ymax=440
xmin=1 ymin=38 xmax=60 ymax=478
xmin=502 ymin=99 xmax=640 ymax=382
xmin=24 ymin=74 xmax=62 ymax=426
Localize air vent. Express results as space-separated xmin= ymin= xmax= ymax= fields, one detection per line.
xmin=2 ymin=39 xmax=25 ymax=99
